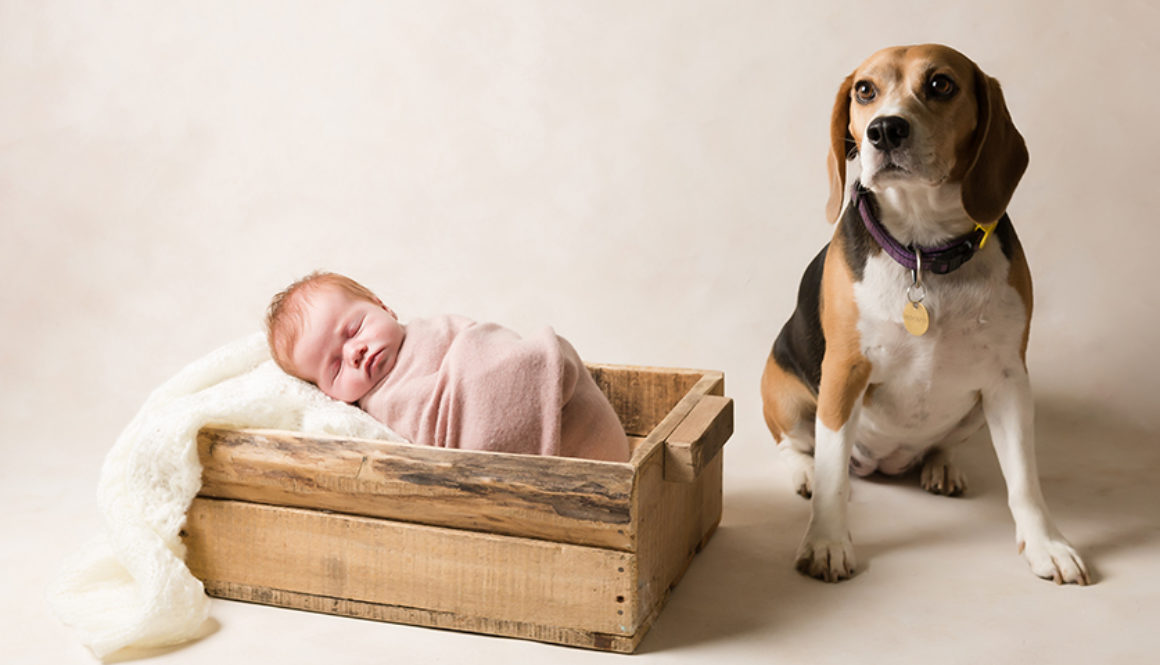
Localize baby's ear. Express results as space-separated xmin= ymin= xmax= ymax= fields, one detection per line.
xmin=378 ymin=300 xmax=397 ymax=319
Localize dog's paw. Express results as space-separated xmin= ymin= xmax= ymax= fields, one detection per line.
xmin=1019 ymin=536 xmax=1091 ymax=585
xmin=792 ymin=465 xmax=814 ymax=499
xmin=920 ymin=451 xmax=967 ymax=496
xmin=777 ymin=447 xmax=814 ymax=499
xmin=795 ymin=534 xmax=856 ymax=582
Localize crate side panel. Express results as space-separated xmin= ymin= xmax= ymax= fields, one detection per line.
xmin=631 ymin=446 xmax=724 ymax=624
xmin=587 ymin=365 xmax=705 ymax=437
xmin=184 ymin=498 xmax=638 ymax=635
xmin=628 ymin=370 xmax=726 ymax=467
xmin=202 ymin=581 xmax=643 ymax=653
xmin=199 ymin=427 xmax=635 ymax=550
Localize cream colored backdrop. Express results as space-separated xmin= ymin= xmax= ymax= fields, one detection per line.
xmin=4 ymin=2 xmax=1158 ymax=663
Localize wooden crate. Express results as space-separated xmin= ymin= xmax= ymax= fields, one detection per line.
xmin=182 ymin=364 xmax=733 ymax=653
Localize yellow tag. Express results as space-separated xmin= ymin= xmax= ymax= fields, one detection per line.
xmin=975 ymin=222 xmax=997 ymax=249
xmin=903 ymin=302 xmax=929 ymax=336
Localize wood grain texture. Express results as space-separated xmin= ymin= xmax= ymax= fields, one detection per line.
xmin=630 ymin=443 xmax=724 ymax=625
xmin=199 ymin=581 xmax=649 ymax=653
xmin=185 ymin=498 xmax=638 ymax=635
xmin=197 ymin=365 xmax=726 ymax=550
xmin=628 ymin=370 xmax=726 ymax=467
xmin=186 ymin=364 xmax=731 ymax=652
xmin=664 ymin=395 xmax=734 ymax=483
xmin=199 ymin=427 xmax=637 ymax=550
xmin=587 ymin=364 xmax=707 ymax=437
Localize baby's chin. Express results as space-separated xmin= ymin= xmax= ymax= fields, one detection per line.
xmin=318 ymin=384 xmax=370 ymax=405
xmin=355 ymin=375 xmax=390 ymax=406
xmin=333 ymin=392 xmax=363 ymax=405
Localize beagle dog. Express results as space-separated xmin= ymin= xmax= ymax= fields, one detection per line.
xmin=761 ymin=44 xmax=1089 ymax=584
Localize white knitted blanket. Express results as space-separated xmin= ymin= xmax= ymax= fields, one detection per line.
xmin=48 ymin=333 xmax=404 ymax=659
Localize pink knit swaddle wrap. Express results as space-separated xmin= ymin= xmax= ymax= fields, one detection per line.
xmin=358 ymin=315 xmax=629 ymax=462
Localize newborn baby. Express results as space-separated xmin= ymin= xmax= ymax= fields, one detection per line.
xmin=266 ymin=272 xmax=630 ymax=462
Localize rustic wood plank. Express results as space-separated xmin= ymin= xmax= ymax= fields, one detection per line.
xmin=629 ymin=387 xmax=726 ymax=624
xmin=587 ymin=364 xmax=708 ymax=437
xmin=200 ymin=582 xmax=646 ymax=653
xmin=187 ymin=365 xmax=731 ymax=652
xmin=663 ymin=395 xmax=734 ymax=483
xmin=185 ymin=498 xmax=640 ymax=635
xmin=628 ymin=370 xmax=726 ymax=466
xmin=198 ymin=427 xmax=637 ymax=550
xmin=698 ymin=454 xmax=724 ymax=550
xmin=197 ymin=365 xmax=722 ymax=551
xmin=635 ymin=450 xmax=723 ymax=621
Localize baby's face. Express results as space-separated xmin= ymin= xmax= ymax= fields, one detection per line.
xmin=290 ymin=286 xmax=405 ymax=403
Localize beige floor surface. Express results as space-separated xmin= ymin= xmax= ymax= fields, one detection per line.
xmin=8 ymin=389 xmax=1158 ymax=664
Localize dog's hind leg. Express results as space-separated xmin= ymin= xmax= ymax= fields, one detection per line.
xmin=762 ymin=353 xmax=819 ymax=498
xmin=919 ymin=448 xmax=968 ymax=496
xmin=777 ymin=428 xmax=817 ymax=498
xmin=920 ymin=399 xmax=985 ymax=496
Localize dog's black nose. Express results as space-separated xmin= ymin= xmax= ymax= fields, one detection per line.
xmin=866 ymin=116 xmax=910 ymax=151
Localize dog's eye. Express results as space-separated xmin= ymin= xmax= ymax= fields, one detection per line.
xmin=927 ymin=74 xmax=957 ymax=99
xmin=854 ymin=80 xmax=877 ymax=104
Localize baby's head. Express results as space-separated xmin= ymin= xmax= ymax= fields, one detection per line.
xmin=267 ymin=272 xmax=405 ymax=403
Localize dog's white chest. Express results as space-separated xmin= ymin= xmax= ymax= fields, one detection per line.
xmin=851 ymin=248 xmax=1028 ymax=454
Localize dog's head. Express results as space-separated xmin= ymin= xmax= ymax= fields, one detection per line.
xmin=825 ymin=44 xmax=1028 ymax=225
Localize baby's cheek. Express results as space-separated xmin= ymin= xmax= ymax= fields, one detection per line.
xmin=338 ymin=380 xmax=368 ymax=404
xmin=322 ymin=382 xmax=349 ymax=403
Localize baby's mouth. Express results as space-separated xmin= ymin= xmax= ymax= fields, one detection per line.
xmin=365 ymin=349 xmax=383 ymax=378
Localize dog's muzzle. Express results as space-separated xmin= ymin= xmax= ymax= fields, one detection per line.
xmin=866 ymin=116 xmax=910 ymax=152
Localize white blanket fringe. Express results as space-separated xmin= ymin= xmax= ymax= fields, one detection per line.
xmin=47 ymin=333 xmax=403 ymax=659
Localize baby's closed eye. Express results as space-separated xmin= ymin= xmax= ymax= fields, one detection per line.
xmin=347 ymin=317 xmax=365 ymax=338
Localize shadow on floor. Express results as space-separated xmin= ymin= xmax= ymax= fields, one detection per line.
xmin=636 ymin=393 xmax=1160 ymax=653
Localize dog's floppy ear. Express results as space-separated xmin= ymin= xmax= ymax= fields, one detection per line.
xmin=826 ymin=74 xmax=855 ymax=223
xmin=961 ymin=70 xmax=1028 ymax=224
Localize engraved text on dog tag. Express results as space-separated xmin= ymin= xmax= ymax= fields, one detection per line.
xmin=903 ymin=302 xmax=929 ymax=336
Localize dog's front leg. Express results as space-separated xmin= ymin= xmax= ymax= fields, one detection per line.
xmin=795 ymin=354 xmax=870 ymax=582
xmin=983 ymin=368 xmax=1090 ymax=585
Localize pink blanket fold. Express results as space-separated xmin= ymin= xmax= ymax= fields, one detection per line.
xmin=358 ymin=315 xmax=629 ymax=462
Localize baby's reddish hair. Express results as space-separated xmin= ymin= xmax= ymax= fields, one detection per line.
xmin=266 ymin=272 xmax=382 ymax=378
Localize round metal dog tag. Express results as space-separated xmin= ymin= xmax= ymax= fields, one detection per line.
xmin=903 ymin=302 xmax=929 ymax=336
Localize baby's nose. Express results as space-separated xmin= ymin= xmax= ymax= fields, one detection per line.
xmin=347 ymin=344 xmax=367 ymax=366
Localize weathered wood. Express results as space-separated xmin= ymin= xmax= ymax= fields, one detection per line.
xmin=199 ymin=581 xmax=647 ymax=653
xmin=185 ymin=365 xmax=732 ymax=653
xmin=198 ymin=428 xmax=638 ymax=550
xmin=185 ymin=498 xmax=638 ymax=635
xmin=664 ymin=395 xmax=734 ymax=483
xmin=587 ymin=364 xmax=708 ymax=437
xmin=629 ymin=439 xmax=724 ymax=626
xmin=629 ymin=370 xmax=726 ymax=466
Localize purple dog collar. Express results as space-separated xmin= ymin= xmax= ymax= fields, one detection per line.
xmin=854 ymin=184 xmax=1000 ymax=276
